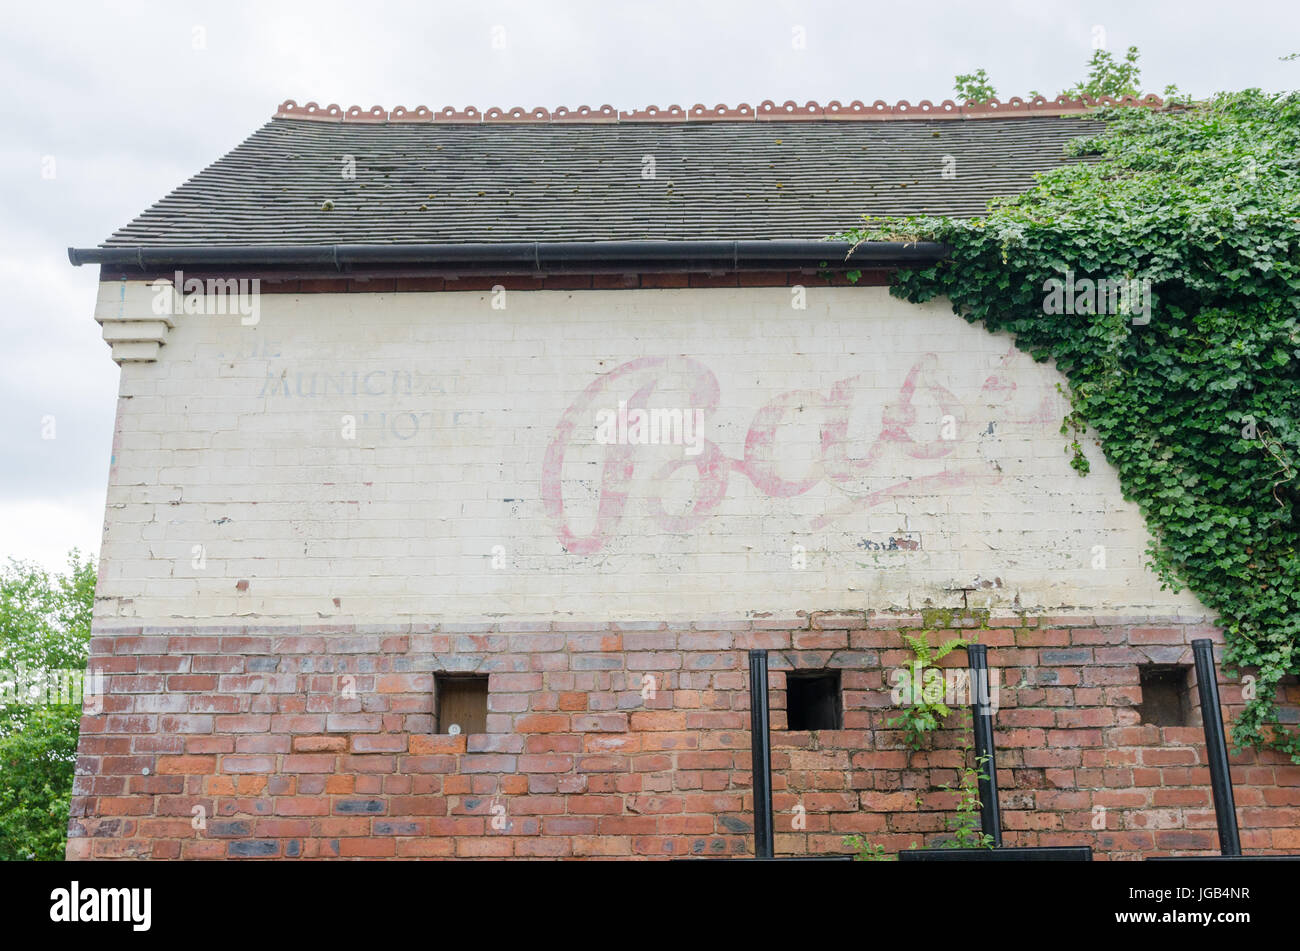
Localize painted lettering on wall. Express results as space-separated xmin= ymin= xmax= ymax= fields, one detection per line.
xmin=542 ymin=352 xmax=1055 ymax=554
xmin=256 ymin=366 xmax=449 ymax=400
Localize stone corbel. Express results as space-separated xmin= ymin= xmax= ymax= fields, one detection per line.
xmin=95 ymin=279 xmax=174 ymax=364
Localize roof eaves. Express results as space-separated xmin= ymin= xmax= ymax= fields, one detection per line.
xmin=67 ymin=239 xmax=949 ymax=272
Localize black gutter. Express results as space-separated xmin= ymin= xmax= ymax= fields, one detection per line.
xmin=66 ymin=239 xmax=949 ymax=272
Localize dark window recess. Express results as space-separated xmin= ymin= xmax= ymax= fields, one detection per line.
xmin=1138 ymin=665 xmax=1191 ymax=726
xmin=435 ymin=675 xmax=489 ymax=735
xmin=786 ymin=670 xmax=843 ymax=731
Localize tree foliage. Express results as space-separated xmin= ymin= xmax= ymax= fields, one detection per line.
xmin=0 ymin=553 xmax=95 ymax=860
xmin=841 ymin=90 xmax=1300 ymax=760
xmin=954 ymin=68 xmax=997 ymax=103
xmin=1063 ymin=46 xmax=1143 ymax=99
xmin=956 ymin=44 xmax=1176 ymax=103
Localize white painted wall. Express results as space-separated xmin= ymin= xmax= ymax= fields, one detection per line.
xmin=93 ymin=283 xmax=1205 ymax=623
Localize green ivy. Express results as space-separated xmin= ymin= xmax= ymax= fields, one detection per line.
xmin=840 ymin=90 xmax=1300 ymax=761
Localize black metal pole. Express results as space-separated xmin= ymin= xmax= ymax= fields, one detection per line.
xmin=966 ymin=644 xmax=1002 ymax=847
xmin=748 ymin=649 xmax=775 ymax=858
xmin=1192 ymin=639 xmax=1241 ymax=856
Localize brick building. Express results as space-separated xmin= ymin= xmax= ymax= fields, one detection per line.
xmin=65 ymin=95 xmax=1299 ymax=859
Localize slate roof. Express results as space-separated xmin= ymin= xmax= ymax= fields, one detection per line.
xmin=98 ymin=104 xmax=1110 ymax=248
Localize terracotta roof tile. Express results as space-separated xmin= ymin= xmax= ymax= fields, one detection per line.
xmin=275 ymin=95 xmax=1164 ymax=123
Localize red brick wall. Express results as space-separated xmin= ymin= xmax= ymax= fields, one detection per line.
xmin=67 ymin=613 xmax=1300 ymax=859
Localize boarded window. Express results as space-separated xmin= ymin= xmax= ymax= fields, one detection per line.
xmin=435 ymin=675 xmax=488 ymax=735
xmin=786 ymin=670 xmax=843 ymax=731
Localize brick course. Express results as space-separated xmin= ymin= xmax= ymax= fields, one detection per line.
xmin=67 ymin=614 xmax=1300 ymax=860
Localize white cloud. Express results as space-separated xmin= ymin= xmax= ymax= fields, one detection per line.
xmin=0 ymin=495 xmax=104 ymax=572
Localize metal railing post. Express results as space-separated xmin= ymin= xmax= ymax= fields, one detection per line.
xmin=967 ymin=644 xmax=1002 ymax=847
xmin=748 ymin=649 xmax=775 ymax=858
xmin=1192 ymin=639 xmax=1241 ymax=856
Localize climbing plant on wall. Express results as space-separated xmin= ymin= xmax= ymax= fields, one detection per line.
xmin=841 ymin=89 xmax=1300 ymax=761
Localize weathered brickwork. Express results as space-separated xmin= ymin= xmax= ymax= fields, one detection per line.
xmin=66 ymin=615 xmax=1300 ymax=860
xmin=74 ymin=280 xmax=1294 ymax=860
xmin=92 ymin=284 xmax=1202 ymax=622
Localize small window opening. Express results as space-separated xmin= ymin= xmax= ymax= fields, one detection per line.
xmin=786 ymin=670 xmax=843 ymax=731
xmin=435 ymin=674 xmax=488 ymax=735
xmin=1138 ymin=665 xmax=1191 ymax=726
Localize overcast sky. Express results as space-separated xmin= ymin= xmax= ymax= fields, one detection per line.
xmin=2 ymin=0 xmax=1297 ymax=572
